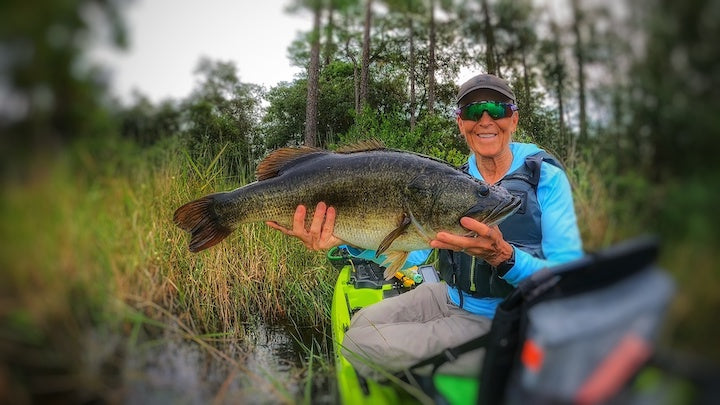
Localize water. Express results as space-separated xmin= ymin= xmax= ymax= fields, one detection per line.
xmin=121 ymin=322 xmax=333 ymax=404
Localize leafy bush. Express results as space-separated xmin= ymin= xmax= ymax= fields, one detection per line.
xmin=338 ymin=108 xmax=468 ymax=166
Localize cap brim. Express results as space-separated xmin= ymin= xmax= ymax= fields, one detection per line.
xmin=456 ymin=85 xmax=515 ymax=104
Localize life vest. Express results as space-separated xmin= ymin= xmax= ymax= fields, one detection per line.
xmin=437 ymin=151 xmax=564 ymax=299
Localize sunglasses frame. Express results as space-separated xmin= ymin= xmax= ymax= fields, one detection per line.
xmin=455 ymin=101 xmax=518 ymax=121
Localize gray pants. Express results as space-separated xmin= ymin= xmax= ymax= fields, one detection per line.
xmin=341 ymin=282 xmax=492 ymax=380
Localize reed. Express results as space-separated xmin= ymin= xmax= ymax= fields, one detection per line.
xmin=0 ymin=136 xmax=335 ymax=403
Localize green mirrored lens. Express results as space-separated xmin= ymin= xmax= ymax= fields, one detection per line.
xmin=462 ymin=102 xmax=508 ymax=120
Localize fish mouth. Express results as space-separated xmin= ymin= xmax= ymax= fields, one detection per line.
xmin=467 ymin=195 xmax=522 ymax=226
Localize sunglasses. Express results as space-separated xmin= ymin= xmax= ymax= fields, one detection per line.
xmin=455 ymin=101 xmax=518 ymax=121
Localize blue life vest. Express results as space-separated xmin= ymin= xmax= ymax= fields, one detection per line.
xmin=437 ymin=151 xmax=564 ymax=298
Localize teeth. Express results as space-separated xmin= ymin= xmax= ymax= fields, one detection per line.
xmin=477 ymin=134 xmax=496 ymax=138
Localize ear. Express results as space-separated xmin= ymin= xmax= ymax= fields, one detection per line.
xmin=509 ymin=111 xmax=519 ymax=131
xmin=456 ymin=115 xmax=465 ymax=133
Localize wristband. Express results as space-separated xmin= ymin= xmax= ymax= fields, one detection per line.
xmin=496 ymin=247 xmax=516 ymax=276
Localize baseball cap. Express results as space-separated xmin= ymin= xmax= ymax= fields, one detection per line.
xmin=456 ymin=74 xmax=516 ymax=105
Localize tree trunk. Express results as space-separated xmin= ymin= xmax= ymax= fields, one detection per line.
xmin=344 ymin=34 xmax=360 ymax=113
xmin=305 ymin=5 xmax=321 ymax=147
xmin=409 ymin=16 xmax=417 ymax=130
xmin=571 ymin=0 xmax=588 ymax=144
xmin=323 ymin=2 xmax=335 ymax=67
xmin=359 ymin=0 xmax=372 ymax=109
xmin=481 ymin=0 xmax=497 ymax=75
xmin=521 ymin=49 xmax=533 ymax=131
xmin=427 ymin=0 xmax=436 ymax=112
xmin=551 ymin=22 xmax=568 ymax=159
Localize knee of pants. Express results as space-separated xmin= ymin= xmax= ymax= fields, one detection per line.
xmin=340 ymin=331 xmax=366 ymax=368
xmin=341 ymin=325 xmax=386 ymax=363
xmin=341 ymin=326 xmax=368 ymax=355
xmin=341 ymin=327 xmax=395 ymax=380
xmin=348 ymin=307 xmax=374 ymax=329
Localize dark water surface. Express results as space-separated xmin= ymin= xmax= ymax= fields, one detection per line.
xmin=122 ymin=322 xmax=333 ymax=404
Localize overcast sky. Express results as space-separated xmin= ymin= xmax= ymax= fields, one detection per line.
xmin=91 ymin=0 xmax=313 ymax=104
xmin=89 ymin=0 xmax=588 ymax=105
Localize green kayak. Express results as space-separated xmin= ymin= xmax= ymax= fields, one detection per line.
xmin=330 ymin=257 xmax=478 ymax=404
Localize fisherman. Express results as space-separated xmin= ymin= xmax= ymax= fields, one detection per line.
xmin=266 ymin=73 xmax=584 ymax=378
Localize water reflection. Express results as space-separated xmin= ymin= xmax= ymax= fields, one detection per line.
xmin=122 ymin=322 xmax=332 ymax=404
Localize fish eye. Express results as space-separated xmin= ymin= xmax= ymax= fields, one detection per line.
xmin=478 ymin=184 xmax=490 ymax=197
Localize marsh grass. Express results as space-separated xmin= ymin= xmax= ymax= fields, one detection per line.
xmin=0 ymin=136 xmax=335 ymax=403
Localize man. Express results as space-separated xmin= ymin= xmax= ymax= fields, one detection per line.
xmin=267 ymin=73 xmax=583 ymax=378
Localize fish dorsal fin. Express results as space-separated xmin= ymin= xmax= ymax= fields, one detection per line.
xmin=335 ymin=138 xmax=386 ymax=154
xmin=255 ymin=146 xmax=324 ymax=180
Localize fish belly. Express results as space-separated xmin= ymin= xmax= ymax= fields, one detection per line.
xmin=334 ymin=220 xmax=432 ymax=253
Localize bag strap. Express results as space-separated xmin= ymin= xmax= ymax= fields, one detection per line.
xmin=398 ymin=332 xmax=492 ymax=376
xmin=398 ymin=236 xmax=660 ymax=379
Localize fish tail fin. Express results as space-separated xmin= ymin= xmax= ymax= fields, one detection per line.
xmin=173 ymin=194 xmax=234 ymax=252
xmin=382 ymin=251 xmax=410 ymax=280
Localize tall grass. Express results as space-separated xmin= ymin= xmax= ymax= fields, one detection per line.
xmin=0 ymin=136 xmax=336 ymax=403
xmin=166 ymin=139 xmax=336 ymax=329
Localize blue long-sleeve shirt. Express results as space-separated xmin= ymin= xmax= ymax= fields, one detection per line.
xmin=344 ymin=142 xmax=584 ymax=318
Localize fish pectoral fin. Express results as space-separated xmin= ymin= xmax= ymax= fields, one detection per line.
xmin=382 ymin=251 xmax=410 ymax=280
xmin=375 ymin=213 xmax=412 ymax=256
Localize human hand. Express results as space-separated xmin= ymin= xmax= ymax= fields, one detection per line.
xmin=429 ymin=217 xmax=513 ymax=267
xmin=265 ymin=201 xmax=342 ymax=251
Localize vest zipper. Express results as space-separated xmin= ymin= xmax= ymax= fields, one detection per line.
xmin=469 ymin=256 xmax=477 ymax=292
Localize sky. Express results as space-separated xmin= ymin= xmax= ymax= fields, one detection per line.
xmin=90 ymin=0 xmax=313 ymax=104
xmin=89 ymin=0 xmax=594 ymax=106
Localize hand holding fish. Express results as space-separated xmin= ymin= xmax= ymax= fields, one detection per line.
xmin=430 ymin=217 xmax=513 ymax=267
xmin=266 ymin=202 xmax=342 ymax=251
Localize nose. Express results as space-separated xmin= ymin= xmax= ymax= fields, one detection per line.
xmin=478 ymin=111 xmax=495 ymax=124
xmin=471 ymin=111 xmax=495 ymax=130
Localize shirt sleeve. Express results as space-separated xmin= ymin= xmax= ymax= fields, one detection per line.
xmin=502 ymin=163 xmax=584 ymax=286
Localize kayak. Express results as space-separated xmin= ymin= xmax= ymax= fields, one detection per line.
xmin=329 ymin=251 xmax=478 ymax=404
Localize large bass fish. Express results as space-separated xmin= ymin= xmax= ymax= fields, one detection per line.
xmin=173 ymin=141 xmax=521 ymax=279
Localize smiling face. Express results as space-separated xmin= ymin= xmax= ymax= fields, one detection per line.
xmin=456 ymin=89 xmax=518 ymax=159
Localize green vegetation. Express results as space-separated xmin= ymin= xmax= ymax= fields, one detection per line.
xmin=0 ymin=136 xmax=337 ymax=402
xmin=2 ymin=0 xmax=719 ymax=403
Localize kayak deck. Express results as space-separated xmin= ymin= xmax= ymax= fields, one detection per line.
xmin=331 ymin=261 xmax=477 ymax=404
